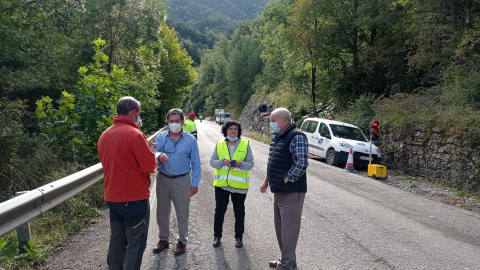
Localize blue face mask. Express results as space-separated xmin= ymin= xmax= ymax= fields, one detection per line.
xmin=227 ymin=136 xmax=238 ymax=141
xmin=270 ymin=121 xmax=281 ymax=133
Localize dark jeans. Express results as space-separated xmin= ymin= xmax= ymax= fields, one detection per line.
xmin=107 ymin=199 xmax=150 ymax=270
xmin=214 ymin=187 xmax=247 ymax=239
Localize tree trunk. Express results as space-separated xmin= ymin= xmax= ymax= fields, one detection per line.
xmin=450 ymin=0 xmax=458 ymax=30
xmin=465 ymin=0 xmax=473 ymax=28
xmin=311 ymin=64 xmax=316 ymax=112
xmin=352 ymin=0 xmax=359 ymax=98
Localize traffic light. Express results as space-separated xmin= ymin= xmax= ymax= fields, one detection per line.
xmin=370 ymin=121 xmax=379 ymax=141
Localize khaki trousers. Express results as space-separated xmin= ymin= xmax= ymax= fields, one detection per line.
xmin=273 ymin=192 xmax=305 ymax=270
xmin=156 ymin=173 xmax=191 ymax=244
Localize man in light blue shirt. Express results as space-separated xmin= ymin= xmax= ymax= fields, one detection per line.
xmin=152 ymin=108 xmax=201 ymax=256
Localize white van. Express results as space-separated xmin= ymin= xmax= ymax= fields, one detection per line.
xmin=300 ymin=118 xmax=381 ymax=166
xmin=216 ymin=112 xmax=231 ymax=124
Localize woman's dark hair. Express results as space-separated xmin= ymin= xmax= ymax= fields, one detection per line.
xmin=222 ymin=120 xmax=242 ymax=138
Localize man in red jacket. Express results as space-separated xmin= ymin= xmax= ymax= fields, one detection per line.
xmin=98 ymin=96 xmax=157 ymax=270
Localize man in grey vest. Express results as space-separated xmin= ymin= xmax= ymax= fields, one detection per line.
xmin=260 ymin=108 xmax=309 ymax=270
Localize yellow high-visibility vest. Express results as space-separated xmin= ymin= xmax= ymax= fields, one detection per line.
xmin=213 ymin=139 xmax=250 ymax=189
xmin=183 ymin=119 xmax=196 ymax=132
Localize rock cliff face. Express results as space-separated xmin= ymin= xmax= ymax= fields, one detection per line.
xmin=238 ymin=96 xmax=273 ymax=133
xmin=238 ymin=96 xmax=480 ymax=189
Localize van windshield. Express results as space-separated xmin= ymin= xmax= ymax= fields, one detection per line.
xmin=223 ymin=113 xmax=231 ymax=117
xmin=330 ymin=124 xmax=367 ymax=142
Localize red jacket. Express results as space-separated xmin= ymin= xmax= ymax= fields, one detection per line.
xmin=98 ymin=116 xmax=157 ymax=202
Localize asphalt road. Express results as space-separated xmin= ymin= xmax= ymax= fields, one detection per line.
xmin=47 ymin=120 xmax=480 ymax=270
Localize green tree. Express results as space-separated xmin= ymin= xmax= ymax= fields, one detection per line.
xmin=226 ymin=22 xmax=264 ymax=112
xmin=153 ymin=24 xmax=197 ymax=125
xmin=0 ymin=0 xmax=87 ymax=102
xmin=82 ymin=0 xmax=167 ymax=72
xmin=36 ymin=39 xmax=126 ymax=163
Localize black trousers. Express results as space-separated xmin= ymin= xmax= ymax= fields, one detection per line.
xmin=214 ymin=187 xmax=247 ymax=239
xmin=106 ymin=199 xmax=149 ymax=270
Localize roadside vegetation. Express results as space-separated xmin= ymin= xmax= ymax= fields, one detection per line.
xmin=389 ymin=170 xmax=480 ymax=212
xmin=1 ymin=0 xmax=196 ymax=268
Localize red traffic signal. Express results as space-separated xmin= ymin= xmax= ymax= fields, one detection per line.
xmin=371 ymin=121 xmax=379 ymax=141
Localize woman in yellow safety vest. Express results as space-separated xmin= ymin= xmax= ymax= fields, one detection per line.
xmin=210 ymin=120 xmax=254 ymax=248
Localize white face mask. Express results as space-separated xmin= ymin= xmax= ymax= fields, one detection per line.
xmin=270 ymin=121 xmax=282 ymax=133
xmin=134 ymin=116 xmax=142 ymax=127
xmin=169 ymin=123 xmax=182 ymax=133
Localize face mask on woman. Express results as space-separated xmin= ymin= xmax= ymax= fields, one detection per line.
xmin=169 ymin=122 xmax=182 ymax=133
xmin=227 ymin=136 xmax=238 ymax=141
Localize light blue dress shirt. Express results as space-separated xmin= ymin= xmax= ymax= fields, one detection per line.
xmin=155 ymin=130 xmax=201 ymax=187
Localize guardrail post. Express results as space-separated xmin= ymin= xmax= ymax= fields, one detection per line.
xmin=15 ymin=191 xmax=31 ymax=253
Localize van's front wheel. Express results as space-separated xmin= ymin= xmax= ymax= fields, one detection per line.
xmin=325 ymin=149 xmax=339 ymax=166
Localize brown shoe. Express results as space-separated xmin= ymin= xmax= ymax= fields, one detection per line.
xmin=269 ymin=260 xmax=279 ymax=268
xmin=213 ymin=237 xmax=221 ymax=247
xmin=174 ymin=241 xmax=186 ymax=256
xmin=153 ymin=240 xmax=169 ymax=253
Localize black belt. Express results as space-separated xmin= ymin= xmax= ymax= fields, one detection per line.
xmin=160 ymin=172 xmax=188 ymax=179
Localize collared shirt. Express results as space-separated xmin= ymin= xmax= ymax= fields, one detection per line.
xmin=275 ymin=126 xmax=309 ymax=182
xmin=155 ymin=130 xmax=201 ymax=187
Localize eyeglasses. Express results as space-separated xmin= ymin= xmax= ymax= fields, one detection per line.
xmin=162 ymin=140 xmax=176 ymax=154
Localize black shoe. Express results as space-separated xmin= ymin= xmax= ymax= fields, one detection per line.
xmin=213 ymin=237 xmax=221 ymax=247
xmin=235 ymin=237 xmax=243 ymax=248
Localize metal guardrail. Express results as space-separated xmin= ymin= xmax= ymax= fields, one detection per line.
xmin=0 ymin=128 xmax=164 ymax=237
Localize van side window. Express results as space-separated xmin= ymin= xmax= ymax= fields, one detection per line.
xmin=307 ymin=121 xmax=318 ymax=133
xmin=319 ymin=123 xmax=330 ymax=138
xmin=300 ymin=121 xmax=310 ymax=132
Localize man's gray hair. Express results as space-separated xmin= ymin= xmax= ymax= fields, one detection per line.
xmin=167 ymin=108 xmax=184 ymax=121
xmin=272 ymin=108 xmax=292 ymax=122
xmin=117 ymin=96 xmax=140 ymax=116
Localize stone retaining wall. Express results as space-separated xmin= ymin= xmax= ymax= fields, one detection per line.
xmin=378 ymin=125 xmax=480 ymax=188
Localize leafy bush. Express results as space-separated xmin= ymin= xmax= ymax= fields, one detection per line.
xmin=338 ymin=94 xmax=376 ymax=130
xmin=0 ymin=233 xmax=48 ymax=269
xmin=0 ymin=134 xmax=80 ymax=203
xmin=36 ymin=39 xmax=126 ymax=164
xmin=0 ymin=99 xmax=28 ymax=179
xmin=374 ymin=90 xmax=480 ymax=145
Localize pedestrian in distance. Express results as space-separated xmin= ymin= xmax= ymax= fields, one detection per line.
xmin=260 ymin=108 xmax=309 ymax=270
xmin=153 ymin=108 xmax=201 ymax=256
xmin=209 ymin=120 xmax=254 ymax=248
xmin=97 ymin=96 xmax=157 ymax=270
xmin=183 ymin=112 xmax=197 ymax=139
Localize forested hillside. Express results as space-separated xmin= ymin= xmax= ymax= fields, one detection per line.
xmin=169 ymin=0 xmax=269 ymax=32
xmin=167 ymin=0 xmax=270 ymax=65
xmin=184 ymin=0 xmax=480 ymax=140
